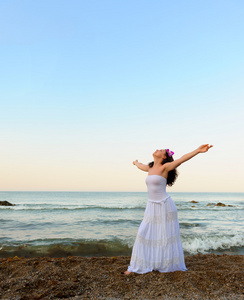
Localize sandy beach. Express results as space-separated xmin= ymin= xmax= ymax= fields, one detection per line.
xmin=0 ymin=253 xmax=243 ymax=299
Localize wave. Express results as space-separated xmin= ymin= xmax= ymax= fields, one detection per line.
xmin=180 ymin=222 xmax=202 ymax=228
xmin=182 ymin=233 xmax=244 ymax=255
xmin=178 ymin=206 xmax=243 ymax=211
xmin=1 ymin=205 xmax=242 ymax=212
xmin=1 ymin=233 xmax=243 ymax=258
xmin=0 ymin=205 xmax=145 ymax=211
xmin=73 ymin=219 xmax=141 ymax=226
xmin=1 ymin=218 xmax=141 ymax=229
xmin=0 ymin=238 xmax=132 ymax=258
xmin=0 ymin=219 xmax=207 ymax=230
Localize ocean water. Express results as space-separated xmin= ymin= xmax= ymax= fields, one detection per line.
xmin=0 ymin=191 xmax=243 ymax=258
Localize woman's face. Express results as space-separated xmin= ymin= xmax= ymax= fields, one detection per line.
xmin=153 ymin=149 xmax=167 ymax=159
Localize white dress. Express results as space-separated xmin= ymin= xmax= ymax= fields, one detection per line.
xmin=127 ymin=175 xmax=187 ymax=274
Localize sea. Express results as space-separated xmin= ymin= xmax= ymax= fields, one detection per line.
xmin=0 ymin=191 xmax=243 ymax=258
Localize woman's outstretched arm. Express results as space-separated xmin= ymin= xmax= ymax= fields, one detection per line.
xmin=165 ymin=144 xmax=213 ymax=172
xmin=133 ymin=160 xmax=149 ymax=172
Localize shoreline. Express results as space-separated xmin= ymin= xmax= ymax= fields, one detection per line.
xmin=0 ymin=254 xmax=243 ymax=299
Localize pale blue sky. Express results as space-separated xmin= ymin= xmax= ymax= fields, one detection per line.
xmin=0 ymin=0 xmax=243 ymax=191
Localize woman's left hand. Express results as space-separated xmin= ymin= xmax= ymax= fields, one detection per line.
xmin=198 ymin=144 xmax=213 ymax=153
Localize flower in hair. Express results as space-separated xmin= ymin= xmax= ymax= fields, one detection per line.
xmin=166 ymin=149 xmax=174 ymax=157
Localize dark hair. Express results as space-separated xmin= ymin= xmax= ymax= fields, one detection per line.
xmin=148 ymin=150 xmax=178 ymax=186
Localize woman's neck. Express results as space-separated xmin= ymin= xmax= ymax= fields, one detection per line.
xmin=153 ymin=158 xmax=162 ymax=166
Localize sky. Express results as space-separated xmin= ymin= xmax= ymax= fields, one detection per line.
xmin=0 ymin=0 xmax=243 ymax=192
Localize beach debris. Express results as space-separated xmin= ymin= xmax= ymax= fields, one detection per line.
xmin=13 ymin=256 xmax=21 ymax=260
xmin=0 ymin=254 xmax=243 ymax=299
xmin=0 ymin=201 xmax=15 ymax=206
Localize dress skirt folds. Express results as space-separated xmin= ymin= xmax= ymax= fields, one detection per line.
xmin=127 ymin=175 xmax=187 ymax=274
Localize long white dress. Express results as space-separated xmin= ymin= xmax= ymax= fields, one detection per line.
xmin=127 ymin=175 xmax=187 ymax=274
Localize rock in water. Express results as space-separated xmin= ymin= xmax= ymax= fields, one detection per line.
xmin=190 ymin=200 xmax=198 ymax=203
xmin=216 ymin=202 xmax=226 ymax=207
xmin=0 ymin=201 xmax=15 ymax=206
xmin=207 ymin=202 xmax=233 ymax=207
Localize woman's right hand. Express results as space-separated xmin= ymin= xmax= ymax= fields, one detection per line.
xmin=197 ymin=144 xmax=213 ymax=153
xmin=133 ymin=160 xmax=138 ymax=165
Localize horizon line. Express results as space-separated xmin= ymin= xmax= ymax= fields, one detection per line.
xmin=0 ymin=190 xmax=243 ymax=193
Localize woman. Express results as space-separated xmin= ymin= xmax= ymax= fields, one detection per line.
xmin=123 ymin=144 xmax=213 ymax=275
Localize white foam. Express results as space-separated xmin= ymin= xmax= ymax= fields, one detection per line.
xmin=2 ymin=204 xmax=145 ymax=210
xmin=182 ymin=233 xmax=244 ymax=254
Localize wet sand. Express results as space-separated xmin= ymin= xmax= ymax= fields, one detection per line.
xmin=0 ymin=253 xmax=243 ymax=299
